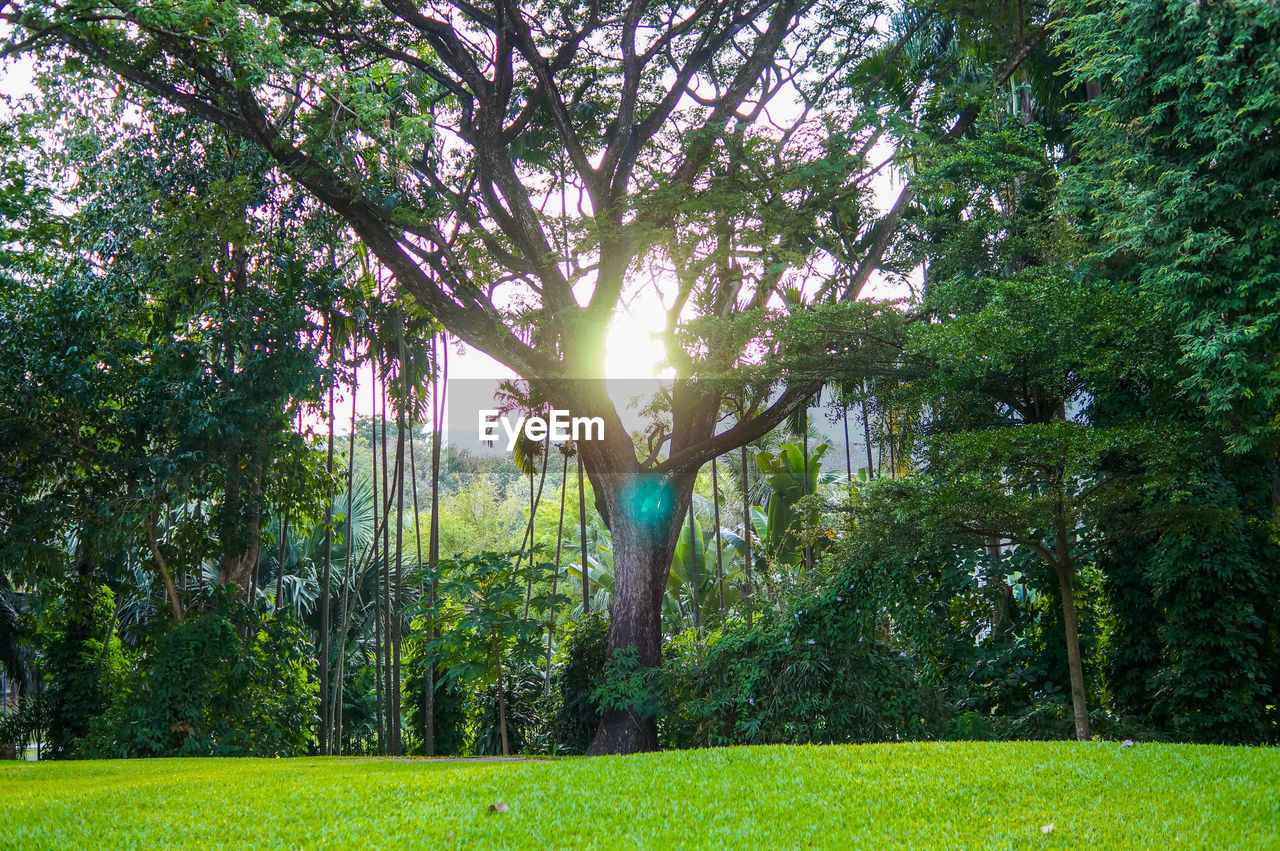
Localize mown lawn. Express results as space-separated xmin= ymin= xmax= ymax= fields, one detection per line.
xmin=2 ymin=741 xmax=1276 ymax=848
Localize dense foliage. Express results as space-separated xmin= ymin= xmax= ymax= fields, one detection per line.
xmin=0 ymin=0 xmax=1276 ymax=762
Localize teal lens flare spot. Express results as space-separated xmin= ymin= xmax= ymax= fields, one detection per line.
xmin=619 ymin=477 xmax=675 ymax=532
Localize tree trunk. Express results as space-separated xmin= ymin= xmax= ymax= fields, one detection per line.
xmin=497 ymin=657 xmax=510 ymax=757
xmin=333 ymin=362 xmax=359 ymax=754
xmin=861 ymin=385 xmax=875 ymax=479
xmin=1049 ymin=407 xmax=1089 ymax=742
xmin=408 ymin=406 xmax=424 ymax=754
xmin=841 ymin=399 xmax=853 ymax=493
xmin=521 ymin=434 xmax=550 ymax=619
xmin=319 ymin=368 xmax=335 ymax=754
xmin=578 ymin=453 xmax=589 ymax=614
xmin=1055 ymin=558 xmax=1091 ymax=741
xmin=144 ymin=511 xmax=184 ymax=622
xmin=586 ymin=476 xmax=690 ymax=755
xmin=801 ymin=405 xmax=812 ymax=572
xmin=391 ymin=397 xmax=406 ymax=756
xmin=275 ymin=505 xmax=289 ymax=610
xmin=425 ymin=334 xmax=446 ymax=756
xmin=711 ymin=456 xmax=724 ymax=619
xmin=986 ymin=538 xmax=1014 ymax=643
xmin=741 ymin=446 xmax=754 ymax=627
xmin=546 ymin=451 xmax=569 ymax=694
xmin=687 ymin=503 xmax=700 ymax=631
xmin=219 ymin=455 xmax=262 ymax=594
xmin=370 ymin=371 xmax=385 ymax=756
xmin=379 ymin=367 xmax=395 ymax=754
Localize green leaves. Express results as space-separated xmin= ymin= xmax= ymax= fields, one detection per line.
xmin=754 ymin=442 xmax=829 ymax=567
xmin=1060 ymin=0 xmax=1280 ymax=452
xmin=422 ymin=551 xmax=565 ymax=690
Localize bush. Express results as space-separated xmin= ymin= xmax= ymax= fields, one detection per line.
xmin=952 ymin=711 xmax=996 ymax=741
xmin=660 ymin=588 xmax=952 ymax=749
xmin=81 ymin=589 xmax=316 ymax=757
xmin=40 ymin=577 xmax=125 ymax=758
xmin=975 ymin=702 xmax=1167 ymax=742
xmin=473 ymin=664 xmax=546 ymax=755
xmin=0 ymin=690 xmax=49 ymax=758
xmin=547 ymin=612 xmax=609 ymax=754
xmin=403 ymin=653 xmax=469 ymax=756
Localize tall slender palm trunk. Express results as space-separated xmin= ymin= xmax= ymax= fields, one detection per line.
xmin=319 ymin=355 xmax=335 ymax=753
xmin=688 ymin=503 xmax=700 ymax=630
xmin=332 ymin=361 xmax=359 ymax=754
xmin=275 ymin=506 xmax=289 ymax=609
xmin=391 ymin=396 xmax=406 ymax=755
xmin=841 ymin=399 xmax=853 ymax=493
xmin=379 ymin=368 xmax=394 ymax=753
xmin=711 ymin=456 xmax=724 ymax=619
xmin=861 ymin=383 xmax=875 ymax=479
xmin=578 ymin=452 xmax=589 ymax=613
xmin=741 ymin=445 xmax=753 ymax=626
xmin=407 ymin=410 xmax=424 ymax=753
xmin=546 ymin=451 xmax=569 ymax=693
xmin=425 ymin=334 xmax=446 ymax=756
xmin=370 ymin=365 xmax=385 ymax=756
xmin=521 ymin=435 xmax=551 ymax=619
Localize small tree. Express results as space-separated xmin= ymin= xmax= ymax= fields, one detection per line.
xmin=423 ymin=551 xmax=563 ymax=755
xmin=856 ymin=116 xmax=1167 ymax=740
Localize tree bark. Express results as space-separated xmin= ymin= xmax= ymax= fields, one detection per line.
xmin=219 ymin=455 xmax=262 ymax=594
xmin=319 ymin=363 xmax=335 ymax=754
xmin=333 ymin=361 xmax=359 ymax=754
xmin=1055 ymin=558 xmax=1091 ymax=741
xmin=688 ymin=503 xmax=700 ymax=631
xmin=861 ymin=385 xmax=875 ymax=479
xmin=425 ymin=334 xmax=446 ymax=756
xmin=275 ymin=505 xmax=289 ymax=610
xmin=370 ymin=368 xmax=385 ymax=756
xmin=380 ymin=365 xmax=396 ymax=754
xmin=1051 ymin=488 xmax=1090 ymax=742
xmin=985 ymin=538 xmax=1014 ymax=643
xmin=391 ymin=394 xmax=406 ymax=756
xmin=586 ymin=474 xmax=691 ymax=755
xmin=144 ymin=511 xmax=184 ymax=622
xmin=578 ymin=453 xmax=589 ymax=614
xmin=711 ymin=456 xmax=724 ymax=619
xmin=842 ymin=400 xmax=853 ymax=493
xmin=497 ymin=657 xmax=510 ymax=757
xmin=741 ymin=445 xmax=754 ymax=627
xmin=546 ymin=450 xmax=569 ymax=693
xmin=801 ymin=402 xmax=812 ymax=572
xmin=407 ymin=400 xmax=424 ymax=753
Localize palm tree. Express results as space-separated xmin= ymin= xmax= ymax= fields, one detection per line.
xmin=545 ymin=443 xmax=572 ymax=693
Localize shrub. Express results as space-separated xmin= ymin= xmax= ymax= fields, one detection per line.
xmin=81 ymin=589 xmax=316 ymax=757
xmin=660 ymin=588 xmax=952 ymax=749
xmin=547 ymin=612 xmax=609 ymax=754
xmin=40 ymin=577 xmax=125 ymax=758
xmin=473 ymin=664 xmax=546 ymax=755
xmin=403 ymin=653 xmax=469 ymax=756
xmin=0 ymin=691 xmax=49 ymax=758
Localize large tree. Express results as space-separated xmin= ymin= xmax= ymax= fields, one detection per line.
xmin=4 ymin=0 xmax=1053 ymax=751
xmin=1060 ymin=0 xmax=1280 ymax=457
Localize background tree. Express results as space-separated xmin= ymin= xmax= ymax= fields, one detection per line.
xmin=5 ymin=0 xmax=1057 ymax=752
xmin=1060 ymin=0 xmax=1280 ymax=741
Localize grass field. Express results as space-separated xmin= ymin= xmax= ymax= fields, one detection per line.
xmin=2 ymin=741 xmax=1277 ymax=848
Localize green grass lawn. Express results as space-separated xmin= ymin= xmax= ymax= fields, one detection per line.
xmin=2 ymin=741 xmax=1276 ymax=848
